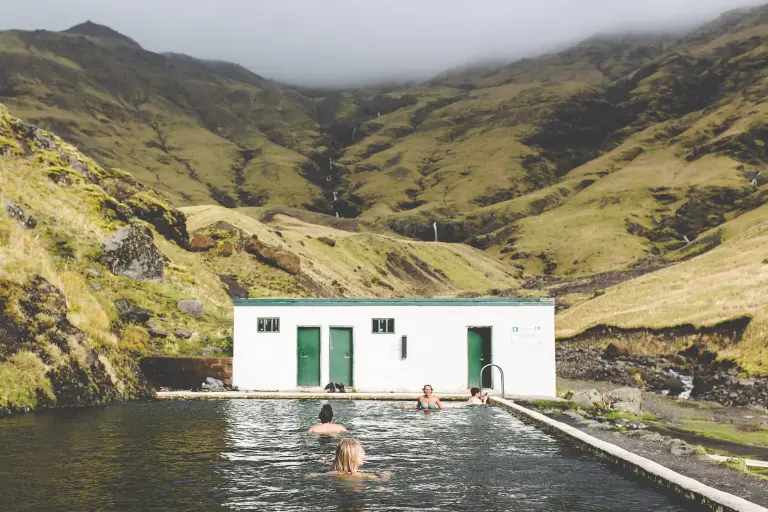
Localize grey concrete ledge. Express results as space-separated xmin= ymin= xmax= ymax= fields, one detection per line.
xmin=154 ymin=390 xmax=472 ymax=401
xmin=490 ymin=397 xmax=767 ymax=512
xmin=154 ymin=390 xmax=560 ymax=402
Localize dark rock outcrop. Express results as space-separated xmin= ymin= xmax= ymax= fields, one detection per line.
xmin=4 ymin=200 xmax=37 ymax=229
xmin=101 ymin=223 xmax=164 ymax=281
xmin=246 ymin=235 xmax=301 ymax=274
xmin=603 ymin=342 xmax=627 ymax=359
xmin=114 ymin=299 xmax=153 ymax=324
xmin=189 ymin=233 xmax=216 ymax=252
xmin=177 ymin=299 xmax=204 ymax=318
xmin=173 ymin=328 xmax=196 ymax=339
xmin=219 ymin=241 xmax=234 ymax=257
xmin=146 ymin=321 xmax=169 ymax=338
xmin=557 ymin=343 xmax=768 ymax=407
xmin=126 ymin=193 xmax=189 ymax=249
xmin=218 ymin=274 xmax=248 ymax=300
xmin=318 ymin=236 xmax=336 ymax=247
xmin=0 ymin=275 xmax=150 ymax=415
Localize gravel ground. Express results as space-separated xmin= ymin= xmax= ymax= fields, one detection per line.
xmin=550 ymin=411 xmax=768 ymax=508
xmin=559 ymin=377 xmax=768 ymax=457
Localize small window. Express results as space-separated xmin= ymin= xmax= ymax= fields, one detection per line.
xmin=372 ymin=318 xmax=395 ymax=334
xmin=257 ymin=317 xmax=280 ymax=333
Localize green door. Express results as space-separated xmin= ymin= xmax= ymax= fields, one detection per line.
xmin=467 ymin=327 xmax=492 ymax=388
xmin=329 ymin=327 xmax=353 ymax=386
xmin=297 ymin=327 xmax=321 ymax=387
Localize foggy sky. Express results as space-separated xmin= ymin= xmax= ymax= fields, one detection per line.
xmin=1 ymin=0 xmax=764 ymax=87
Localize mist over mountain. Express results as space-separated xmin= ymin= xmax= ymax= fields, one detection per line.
xmin=1 ymin=0 xmax=764 ymax=86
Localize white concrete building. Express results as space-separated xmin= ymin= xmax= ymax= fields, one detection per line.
xmin=233 ymin=298 xmax=556 ymax=396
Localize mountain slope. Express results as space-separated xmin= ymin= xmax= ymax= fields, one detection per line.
xmin=330 ymin=4 xmax=767 ymax=279
xmin=0 ymin=22 xmax=322 ymax=208
xmin=556 ymin=200 xmax=768 ymax=374
xmin=0 ymin=104 xmax=522 ymax=412
xmin=1 ymin=3 xmax=767 ymax=412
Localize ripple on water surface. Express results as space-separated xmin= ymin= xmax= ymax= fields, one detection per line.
xmin=0 ymin=399 xmax=699 ymax=511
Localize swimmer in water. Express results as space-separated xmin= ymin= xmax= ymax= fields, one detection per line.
xmin=416 ymin=384 xmax=444 ymax=409
xmin=307 ymin=438 xmax=391 ymax=481
xmin=308 ymin=404 xmax=347 ymax=434
xmin=467 ymin=387 xmax=488 ymax=405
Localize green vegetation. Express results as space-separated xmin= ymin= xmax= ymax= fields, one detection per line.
xmin=1 ymin=4 xmax=768 ymax=413
xmin=0 ymin=352 xmax=54 ymax=410
xmin=719 ymin=457 xmax=768 ymax=482
xmin=523 ymin=399 xmax=578 ymax=411
xmin=673 ymin=419 xmax=768 ymax=448
xmin=593 ymin=410 xmax=644 ymax=422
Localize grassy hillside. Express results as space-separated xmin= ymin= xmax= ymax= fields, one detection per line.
xmin=556 ymin=201 xmax=768 ymax=373
xmin=332 ymin=5 xmax=767 ymax=279
xmin=0 ymin=3 xmax=767 ymax=412
xmin=182 ymin=205 xmax=519 ymax=298
xmin=0 ymin=104 xmax=521 ymax=412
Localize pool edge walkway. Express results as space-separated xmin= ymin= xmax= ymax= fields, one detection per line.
xmin=490 ymin=396 xmax=768 ymax=512
xmin=153 ymin=391 xmax=558 ymax=401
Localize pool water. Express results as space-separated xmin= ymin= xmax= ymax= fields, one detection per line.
xmin=0 ymin=400 xmax=701 ymax=511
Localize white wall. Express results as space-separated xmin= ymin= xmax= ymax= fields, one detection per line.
xmin=233 ymin=302 xmax=555 ymax=396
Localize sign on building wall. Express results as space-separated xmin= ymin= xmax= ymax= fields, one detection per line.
xmin=511 ymin=325 xmax=541 ymax=344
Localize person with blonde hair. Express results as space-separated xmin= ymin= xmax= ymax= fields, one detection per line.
xmin=308 ymin=438 xmax=390 ymax=481
xmin=332 ymin=438 xmax=367 ymax=475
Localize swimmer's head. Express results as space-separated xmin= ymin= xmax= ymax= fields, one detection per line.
xmin=470 ymin=387 xmax=481 ymax=397
xmin=333 ymin=438 xmax=365 ymax=474
xmin=319 ymin=404 xmax=334 ymax=423
xmin=423 ymin=385 xmax=433 ymax=396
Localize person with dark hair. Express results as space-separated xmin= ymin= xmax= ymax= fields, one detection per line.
xmin=308 ymin=404 xmax=347 ymax=434
xmin=416 ymin=384 xmax=444 ymax=409
xmin=468 ymin=387 xmax=488 ymax=405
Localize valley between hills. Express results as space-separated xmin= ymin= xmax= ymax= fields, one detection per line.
xmin=0 ymin=4 xmax=767 ymax=417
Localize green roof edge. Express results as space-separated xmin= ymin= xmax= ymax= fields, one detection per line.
xmin=234 ymin=297 xmax=554 ymax=307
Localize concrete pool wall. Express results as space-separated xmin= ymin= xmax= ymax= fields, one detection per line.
xmin=489 ymin=397 xmax=766 ymax=512
xmin=154 ymin=391 xmax=767 ymax=512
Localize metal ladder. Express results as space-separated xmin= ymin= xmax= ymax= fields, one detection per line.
xmin=480 ymin=363 xmax=505 ymax=399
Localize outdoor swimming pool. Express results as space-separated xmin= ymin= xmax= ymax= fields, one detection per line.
xmin=0 ymin=399 xmax=700 ymax=511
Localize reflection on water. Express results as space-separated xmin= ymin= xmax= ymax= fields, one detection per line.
xmin=0 ymin=400 xmax=698 ymax=511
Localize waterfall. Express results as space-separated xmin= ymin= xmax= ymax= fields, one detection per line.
xmin=433 ymin=221 xmax=438 ymax=242
xmin=352 ymin=127 xmax=356 ymax=140
xmin=677 ymin=373 xmax=694 ymax=400
xmin=336 ymin=212 xmax=339 ymax=218
xmin=332 ymin=191 xmax=338 ymax=201
xmin=662 ymin=369 xmax=694 ymax=400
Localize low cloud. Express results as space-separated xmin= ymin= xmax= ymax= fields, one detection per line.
xmin=1 ymin=0 xmax=764 ymax=87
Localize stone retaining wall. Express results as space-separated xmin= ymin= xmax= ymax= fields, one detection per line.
xmin=139 ymin=357 xmax=232 ymax=390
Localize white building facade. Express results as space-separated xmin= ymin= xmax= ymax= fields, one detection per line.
xmin=233 ymin=298 xmax=556 ymax=397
